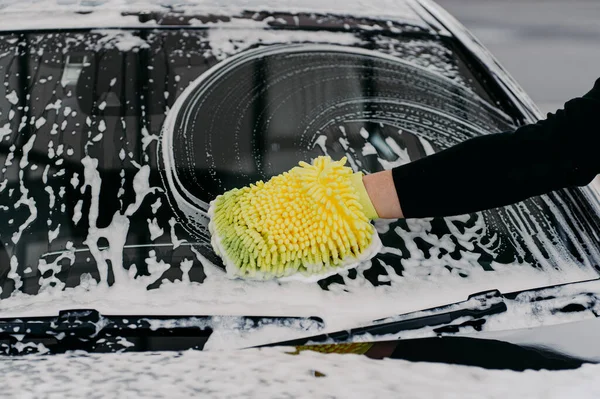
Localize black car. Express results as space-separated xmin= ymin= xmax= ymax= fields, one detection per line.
xmin=0 ymin=0 xmax=598 ymax=370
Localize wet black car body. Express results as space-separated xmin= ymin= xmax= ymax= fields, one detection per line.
xmin=0 ymin=0 xmax=599 ymax=369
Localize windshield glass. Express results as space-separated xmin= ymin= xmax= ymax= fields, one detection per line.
xmin=0 ymin=20 xmax=598 ymax=342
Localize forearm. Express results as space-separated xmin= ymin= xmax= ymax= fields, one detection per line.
xmin=363 ymin=133 xmax=534 ymax=219
xmin=390 ymin=131 xmax=567 ymax=218
xmin=365 ymin=78 xmax=600 ymax=219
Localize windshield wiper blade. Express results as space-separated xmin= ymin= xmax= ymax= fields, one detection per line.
xmin=0 ymin=309 xmax=100 ymax=339
xmin=0 ymin=310 xmax=324 ymax=355
xmin=257 ymin=290 xmax=507 ymax=348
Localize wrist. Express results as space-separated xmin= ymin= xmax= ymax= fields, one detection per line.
xmin=350 ymin=172 xmax=379 ymax=220
xmin=362 ymin=170 xmax=404 ymax=219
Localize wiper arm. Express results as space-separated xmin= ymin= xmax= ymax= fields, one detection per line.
xmin=258 ymin=290 xmax=507 ymax=348
xmin=0 ymin=309 xmax=324 ymax=355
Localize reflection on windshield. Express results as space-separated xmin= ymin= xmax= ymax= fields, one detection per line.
xmin=0 ymin=25 xmax=598 ymax=317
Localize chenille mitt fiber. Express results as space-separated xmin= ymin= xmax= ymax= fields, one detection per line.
xmin=208 ymin=156 xmax=381 ymax=281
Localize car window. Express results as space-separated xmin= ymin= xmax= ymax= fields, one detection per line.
xmin=0 ymin=25 xmax=598 ymax=320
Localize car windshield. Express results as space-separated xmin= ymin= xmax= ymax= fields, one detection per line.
xmin=0 ymin=15 xmax=599 ymax=341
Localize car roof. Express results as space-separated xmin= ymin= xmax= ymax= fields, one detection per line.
xmin=0 ymin=0 xmax=435 ymax=33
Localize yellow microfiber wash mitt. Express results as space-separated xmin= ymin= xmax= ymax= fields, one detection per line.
xmin=208 ymin=156 xmax=382 ymax=281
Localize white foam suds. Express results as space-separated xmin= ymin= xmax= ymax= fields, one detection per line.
xmin=44 ymin=186 xmax=55 ymax=209
xmin=1 ymin=241 xmax=596 ymax=351
xmin=41 ymin=164 xmax=50 ymax=184
xmin=70 ymin=173 xmax=79 ymax=189
xmin=150 ymin=198 xmax=162 ymax=214
xmin=0 ymin=123 xmax=11 ymax=141
xmin=19 ymin=134 xmax=36 ymax=169
xmin=6 ymin=90 xmax=18 ymax=105
xmin=179 ymin=259 xmax=193 ymax=283
xmin=45 ymin=99 xmax=62 ymax=111
xmin=418 ymin=135 xmax=436 ymax=156
xmin=361 ymin=142 xmax=378 ymax=156
xmin=147 ymin=217 xmax=164 ymax=241
xmin=377 ymin=136 xmax=411 ymax=169
xmin=168 ymin=218 xmax=186 ymax=249
xmin=138 ymin=250 xmax=171 ymax=286
xmin=125 ymin=165 xmax=158 ymax=216
xmin=7 ymin=256 xmax=21 ymax=291
xmin=141 ymin=126 xmax=158 ymax=150
xmin=12 ymin=135 xmax=38 ymax=244
xmin=93 ymin=29 xmax=150 ymax=52
xmin=207 ymin=24 xmax=361 ymax=61
xmin=47 ymin=141 xmax=55 ymax=159
xmin=72 ymin=200 xmax=83 ymax=225
xmin=77 ymin=157 xmax=162 ymax=288
xmin=4 ymin=147 xmax=14 ymax=166
xmin=3 ymin=346 xmax=600 ymax=398
xmin=313 ymin=135 xmax=328 ymax=155
xmin=48 ymin=224 xmax=60 ymax=243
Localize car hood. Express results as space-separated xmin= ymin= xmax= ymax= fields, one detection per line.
xmin=2 ymin=347 xmax=599 ymax=398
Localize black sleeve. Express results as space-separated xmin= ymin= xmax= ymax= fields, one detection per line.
xmin=392 ymin=78 xmax=600 ymax=219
